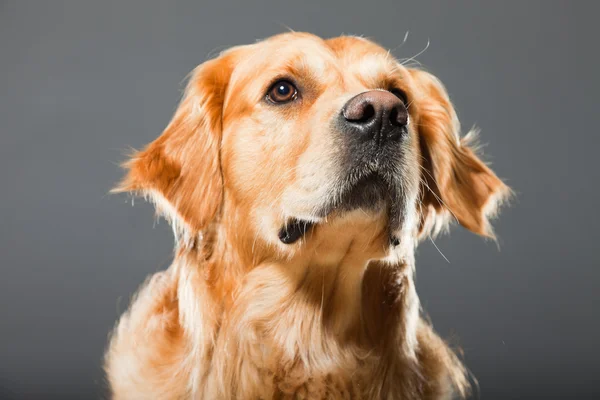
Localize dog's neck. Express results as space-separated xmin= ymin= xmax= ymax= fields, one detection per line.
xmin=178 ymin=208 xmax=418 ymax=352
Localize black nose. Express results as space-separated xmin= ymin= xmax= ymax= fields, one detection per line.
xmin=341 ymin=90 xmax=408 ymax=144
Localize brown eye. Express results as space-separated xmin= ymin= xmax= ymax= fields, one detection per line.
xmin=390 ymin=88 xmax=408 ymax=105
xmin=267 ymin=80 xmax=298 ymax=103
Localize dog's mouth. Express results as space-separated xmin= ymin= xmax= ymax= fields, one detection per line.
xmin=335 ymin=171 xmax=392 ymax=212
xmin=278 ymin=219 xmax=314 ymax=244
xmin=279 ymin=170 xmax=403 ymax=245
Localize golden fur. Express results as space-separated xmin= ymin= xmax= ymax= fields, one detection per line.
xmin=105 ymin=32 xmax=510 ymax=399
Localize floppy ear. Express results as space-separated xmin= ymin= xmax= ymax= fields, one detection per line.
xmin=113 ymin=53 xmax=235 ymax=246
xmin=408 ymin=69 xmax=511 ymax=239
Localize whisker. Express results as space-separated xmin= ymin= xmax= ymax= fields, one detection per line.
xmin=399 ymin=38 xmax=430 ymax=67
xmin=390 ymin=31 xmax=411 ymax=53
xmin=417 ymin=166 xmax=460 ymax=224
xmin=429 ymin=236 xmax=450 ymax=264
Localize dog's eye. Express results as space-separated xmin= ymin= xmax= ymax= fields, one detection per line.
xmin=267 ymin=80 xmax=298 ymax=103
xmin=390 ymin=88 xmax=408 ymax=105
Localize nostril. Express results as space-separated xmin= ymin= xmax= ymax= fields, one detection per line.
xmin=344 ymin=101 xmax=376 ymax=124
xmin=359 ymin=103 xmax=375 ymax=123
xmin=389 ymin=106 xmax=408 ymax=127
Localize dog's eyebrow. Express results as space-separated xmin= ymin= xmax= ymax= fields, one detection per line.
xmin=280 ymin=53 xmax=340 ymax=86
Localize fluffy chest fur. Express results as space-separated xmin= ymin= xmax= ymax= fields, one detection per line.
xmin=105 ymin=258 xmax=467 ymax=399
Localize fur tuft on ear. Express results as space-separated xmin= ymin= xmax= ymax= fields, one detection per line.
xmin=113 ymin=52 xmax=236 ymax=247
xmin=409 ymin=69 xmax=511 ymax=240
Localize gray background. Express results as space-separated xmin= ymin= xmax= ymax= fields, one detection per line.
xmin=1 ymin=1 xmax=598 ymax=399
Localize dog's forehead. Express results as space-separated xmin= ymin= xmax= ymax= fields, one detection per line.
xmin=231 ymin=33 xmax=340 ymax=81
xmin=325 ymin=35 xmax=389 ymax=58
xmin=225 ymin=33 xmax=400 ymax=100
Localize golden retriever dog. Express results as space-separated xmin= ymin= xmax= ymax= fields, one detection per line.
xmin=105 ymin=32 xmax=510 ymax=399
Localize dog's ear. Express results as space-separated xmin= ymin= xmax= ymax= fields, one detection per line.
xmin=408 ymin=69 xmax=511 ymax=239
xmin=113 ymin=52 xmax=236 ymax=246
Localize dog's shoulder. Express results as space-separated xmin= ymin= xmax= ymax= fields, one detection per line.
xmin=104 ymin=269 xmax=189 ymax=399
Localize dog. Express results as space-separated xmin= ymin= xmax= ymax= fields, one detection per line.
xmin=105 ymin=32 xmax=510 ymax=399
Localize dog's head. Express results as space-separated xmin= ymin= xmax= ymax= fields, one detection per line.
xmin=116 ymin=33 xmax=509 ymax=263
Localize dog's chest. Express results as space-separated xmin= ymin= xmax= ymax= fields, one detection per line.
xmin=207 ymin=334 xmax=388 ymax=399
xmin=224 ymin=358 xmax=380 ymax=399
xmin=271 ymin=370 xmax=368 ymax=399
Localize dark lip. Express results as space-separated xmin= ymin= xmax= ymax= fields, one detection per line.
xmin=278 ymin=171 xmax=400 ymax=245
xmin=339 ymin=171 xmax=390 ymax=207
xmin=325 ymin=163 xmax=407 ymax=232
xmin=278 ymin=219 xmax=314 ymax=244
xmin=314 ymin=168 xmax=395 ymax=218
